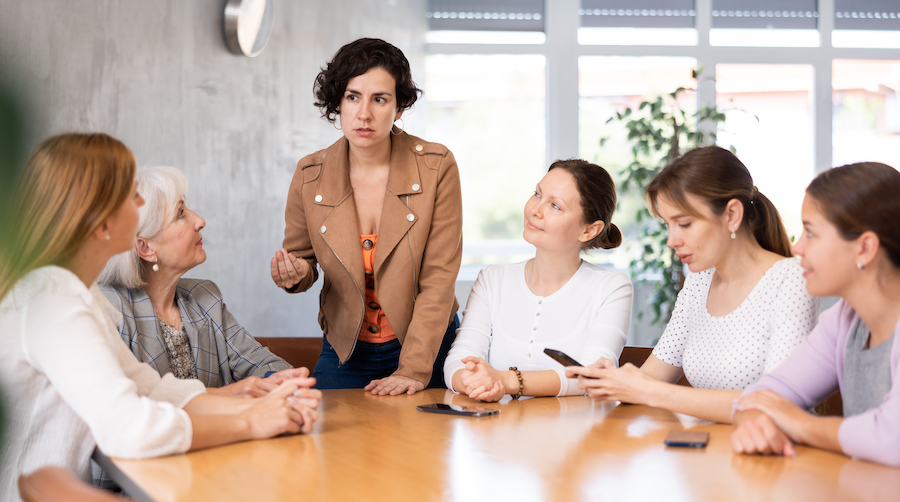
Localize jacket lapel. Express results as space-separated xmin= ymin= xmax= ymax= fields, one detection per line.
xmin=176 ymin=288 xmax=215 ymax=386
xmin=375 ymin=133 xmax=422 ymax=272
xmin=317 ymin=138 xmax=366 ymax=293
xmin=131 ymin=289 xmax=172 ymax=377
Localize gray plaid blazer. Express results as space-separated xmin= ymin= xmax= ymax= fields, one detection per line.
xmin=100 ymin=279 xmax=291 ymax=387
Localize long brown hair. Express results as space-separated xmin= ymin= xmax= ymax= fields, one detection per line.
xmin=806 ymin=162 xmax=900 ymax=268
xmin=0 ymin=133 xmax=136 ymax=301
xmin=646 ymin=146 xmax=791 ymax=257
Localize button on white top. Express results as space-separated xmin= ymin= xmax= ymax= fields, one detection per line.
xmin=412 ymin=184 xmax=420 ymax=191
xmin=320 ymin=226 xmax=327 ymax=234
xmin=314 ymin=195 xmax=323 ymax=203
xmin=406 ymin=214 xmax=415 ymax=222
xmin=415 ymin=144 xmax=423 ymax=152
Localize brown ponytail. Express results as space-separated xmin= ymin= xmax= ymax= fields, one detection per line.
xmin=548 ymin=159 xmax=622 ymax=250
xmin=646 ymin=146 xmax=792 ymax=257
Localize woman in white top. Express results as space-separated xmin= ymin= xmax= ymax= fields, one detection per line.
xmin=0 ymin=133 xmax=321 ymax=501
xmin=444 ymin=159 xmax=633 ymax=401
xmin=568 ymin=146 xmax=819 ymax=423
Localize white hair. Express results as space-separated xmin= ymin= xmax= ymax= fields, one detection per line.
xmin=98 ymin=166 xmax=188 ymax=289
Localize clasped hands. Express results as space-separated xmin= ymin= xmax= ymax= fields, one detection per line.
xmin=456 ymin=356 xmax=511 ymax=402
xmin=730 ymin=390 xmax=811 ymax=457
xmin=242 ymin=376 xmax=322 ymax=436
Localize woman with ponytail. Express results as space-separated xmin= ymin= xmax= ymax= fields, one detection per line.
xmin=732 ymin=162 xmax=900 ymax=466
xmin=444 ymin=159 xmax=633 ymax=401
xmin=568 ymin=146 xmax=819 ymax=423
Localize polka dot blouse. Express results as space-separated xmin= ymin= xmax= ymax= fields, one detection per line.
xmin=652 ymin=257 xmax=820 ymax=390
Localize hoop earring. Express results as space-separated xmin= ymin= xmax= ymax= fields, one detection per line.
xmin=392 ymin=117 xmax=404 ymax=135
xmin=730 ymin=226 xmax=736 ymax=239
xmin=152 ymin=263 xmax=159 ymax=272
xmin=332 ymin=115 xmax=342 ymax=131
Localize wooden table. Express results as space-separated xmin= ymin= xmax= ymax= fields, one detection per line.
xmin=105 ymin=389 xmax=899 ymax=502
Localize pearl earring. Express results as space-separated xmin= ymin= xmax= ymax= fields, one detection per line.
xmin=857 ymin=262 xmax=864 ymax=270
xmin=152 ymin=263 xmax=159 ymax=272
xmin=106 ymin=235 xmax=111 ymax=240
xmin=730 ymin=227 xmax=736 ymax=239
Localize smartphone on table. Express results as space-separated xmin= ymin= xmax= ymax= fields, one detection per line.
xmin=664 ymin=430 xmax=710 ymax=448
xmin=543 ymin=348 xmax=584 ymax=367
xmin=416 ymin=403 xmax=500 ymax=417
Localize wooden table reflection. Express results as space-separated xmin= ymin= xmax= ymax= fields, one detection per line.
xmin=110 ymin=389 xmax=900 ymax=502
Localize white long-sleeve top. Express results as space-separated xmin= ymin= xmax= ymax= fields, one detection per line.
xmin=444 ymin=261 xmax=633 ymax=396
xmin=0 ymin=266 xmax=205 ymax=502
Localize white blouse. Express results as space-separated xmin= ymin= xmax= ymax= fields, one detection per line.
xmin=0 ymin=266 xmax=205 ymax=500
xmin=444 ymin=261 xmax=633 ymax=396
xmin=652 ymin=257 xmax=820 ymax=390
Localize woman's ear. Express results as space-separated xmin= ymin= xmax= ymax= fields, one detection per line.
xmin=725 ymin=198 xmax=745 ymax=233
xmin=394 ymin=108 xmax=404 ymax=122
xmin=579 ymin=220 xmax=605 ymax=244
xmin=856 ymin=231 xmax=881 ymax=270
xmin=135 ymin=237 xmax=156 ymax=263
xmin=93 ymin=221 xmax=111 ymax=242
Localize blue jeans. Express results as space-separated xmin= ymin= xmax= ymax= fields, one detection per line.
xmin=313 ymin=314 xmax=459 ymax=389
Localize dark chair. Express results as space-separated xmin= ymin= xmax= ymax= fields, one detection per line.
xmin=255 ymin=336 xmax=323 ymax=372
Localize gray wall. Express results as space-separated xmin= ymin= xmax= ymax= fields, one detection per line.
xmin=0 ymin=0 xmax=428 ymax=337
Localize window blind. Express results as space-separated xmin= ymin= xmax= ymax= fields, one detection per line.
xmin=835 ymin=0 xmax=900 ymax=30
xmin=427 ymin=0 xmax=544 ymax=32
xmin=580 ymin=0 xmax=695 ymax=28
xmin=711 ymin=0 xmax=817 ymax=29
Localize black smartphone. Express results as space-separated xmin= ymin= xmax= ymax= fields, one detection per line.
xmin=416 ymin=403 xmax=499 ymax=417
xmin=543 ymin=348 xmax=584 ymax=367
xmin=664 ymin=430 xmax=710 ymax=448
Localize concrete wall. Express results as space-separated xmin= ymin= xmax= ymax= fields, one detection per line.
xmin=0 ymin=0 xmax=428 ymax=337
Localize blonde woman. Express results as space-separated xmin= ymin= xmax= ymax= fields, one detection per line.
xmin=0 ymin=133 xmax=321 ymax=500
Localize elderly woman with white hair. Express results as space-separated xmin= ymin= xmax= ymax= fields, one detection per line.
xmin=99 ymin=166 xmax=306 ymax=398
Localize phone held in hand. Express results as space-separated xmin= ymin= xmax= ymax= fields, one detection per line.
xmin=543 ymin=348 xmax=584 ymax=367
xmin=416 ymin=403 xmax=500 ymax=417
xmin=664 ymin=430 xmax=710 ymax=448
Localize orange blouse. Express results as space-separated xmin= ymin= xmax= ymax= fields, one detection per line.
xmin=357 ymin=235 xmax=397 ymax=343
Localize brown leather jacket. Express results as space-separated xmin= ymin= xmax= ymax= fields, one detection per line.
xmin=283 ymin=131 xmax=462 ymax=384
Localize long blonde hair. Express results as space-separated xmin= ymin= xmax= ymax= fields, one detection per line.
xmin=0 ymin=133 xmax=136 ymax=301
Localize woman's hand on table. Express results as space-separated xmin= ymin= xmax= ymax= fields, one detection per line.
xmin=364 ymin=374 xmax=425 ymax=396
xmin=241 ymin=377 xmax=322 ymax=437
xmin=731 ymin=407 xmax=795 ymax=457
xmin=270 ymin=248 xmax=310 ymax=290
xmin=733 ymin=390 xmax=811 ymax=449
xmin=206 ymin=368 xmax=311 ymax=399
xmin=459 ymin=357 xmax=507 ymax=402
xmin=565 ymin=359 xmax=658 ymax=405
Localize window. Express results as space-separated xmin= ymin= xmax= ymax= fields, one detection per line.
xmin=716 ymin=64 xmax=815 ymax=239
xmin=424 ymin=54 xmax=546 ymax=265
xmin=833 ymin=60 xmax=900 ymax=169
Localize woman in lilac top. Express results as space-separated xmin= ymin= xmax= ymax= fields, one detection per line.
xmin=732 ymin=162 xmax=900 ymax=467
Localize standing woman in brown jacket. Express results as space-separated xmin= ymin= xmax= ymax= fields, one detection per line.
xmin=270 ymin=38 xmax=463 ymax=395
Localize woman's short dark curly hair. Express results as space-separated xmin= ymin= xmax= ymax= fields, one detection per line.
xmin=314 ymin=38 xmax=422 ymax=123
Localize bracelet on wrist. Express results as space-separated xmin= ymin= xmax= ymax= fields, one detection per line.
xmin=509 ymin=367 xmax=524 ymax=400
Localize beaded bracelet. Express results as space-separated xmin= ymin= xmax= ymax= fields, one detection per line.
xmin=509 ymin=366 xmax=524 ymax=400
